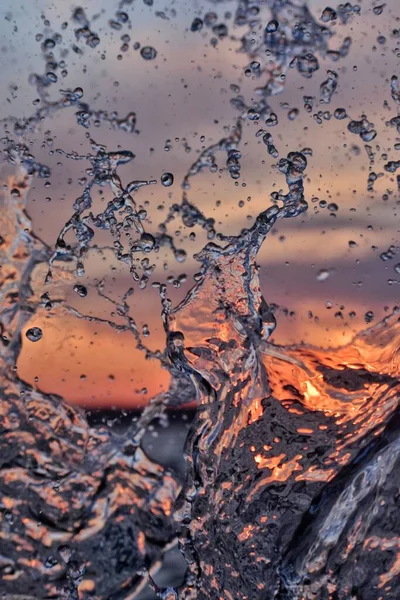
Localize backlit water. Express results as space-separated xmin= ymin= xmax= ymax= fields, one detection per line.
xmin=0 ymin=1 xmax=399 ymax=598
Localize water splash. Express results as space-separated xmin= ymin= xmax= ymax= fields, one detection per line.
xmin=0 ymin=1 xmax=399 ymax=599
xmin=163 ymin=160 xmax=400 ymax=598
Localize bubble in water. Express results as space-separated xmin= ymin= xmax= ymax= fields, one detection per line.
xmin=140 ymin=46 xmax=157 ymax=60
xmin=161 ymin=172 xmax=174 ymax=187
xmin=26 ymin=327 xmax=43 ymax=342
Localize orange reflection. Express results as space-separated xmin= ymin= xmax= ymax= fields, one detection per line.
xmin=247 ymin=454 xmax=303 ymax=502
xmin=364 ymin=537 xmax=400 ymax=591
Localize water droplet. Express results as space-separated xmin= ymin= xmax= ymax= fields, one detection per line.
xmin=58 ymin=544 xmax=72 ymax=564
xmin=43 ymin=38 xmax=55 ymax=49
xmin=316 ymin=269 xmax=331 ymax=282
xmin=320 ymin=70 xmax=338 ymax=104
xmin=73 ymin=86 xmax=83 ymax=98
xmin=288 ymin=108 xmax=299 ymax=121
xmin=334 ymin=107 xmax=347 ymax=120
xmin=213 ymin=24 xmax=228 ymax=39
xmin=161 ymin=172 xmax=174 ymax=187
xmin=174 ymin=248 xmax=187 ymax=263
xmin=46 ymin=72 xmax=58 ymax=83
xmin=266 ymin=20 xmax=279 ymax=33
xmin=360 ymin=129 xmax=377 ymax=142
xmin=73 ymin=284 xmax=88 ymax=297
xmin=321 ymin=7 xmax=337 ymax=22
xmin=190 ymin=18 xmax=203 ymax=32
xmin=140 ymin=46 xmax=157 ymax=60
xmin=265 ymin=112 xmax=278 ymax=127
xmin=303 ymin=96 xmax=314 ymax=113
xmin=364 ymin=311 xmax=374 ymax=323
xmin=391 ymin=75 xmax=400 ymax=106
xmin=141 ymin=233 xmax=156 ymax=252
xmin=373 ymin=4 xmax=386 ymax=15
xmin=26 ymin=327 xmax=43 ymax=342
xmin=297 ymin=53 xmax=319 ymax=78
xmin=45 ymin=556 xmax=58 ymax=569
xmin=160 ymin=588 xmax=178 ymax=600
xmin=4 ymin=511 xmax=14 ymax=524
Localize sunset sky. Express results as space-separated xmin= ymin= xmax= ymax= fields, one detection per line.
xmin=1 ymin=0 xmax=399 ymax=407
